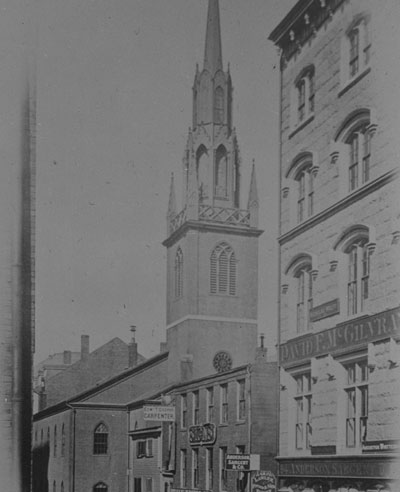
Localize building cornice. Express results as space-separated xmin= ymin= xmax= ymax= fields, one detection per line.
xmin=279 ymin=170 xmax=398 ymax=246
xmin=163 ymin=219 xmax=263 ymax=248
xmin=166 ymin=314 xmax=257 ymax=331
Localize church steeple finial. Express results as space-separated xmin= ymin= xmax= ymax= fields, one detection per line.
xmin=204 ymin=0 xmax=223 ymax=74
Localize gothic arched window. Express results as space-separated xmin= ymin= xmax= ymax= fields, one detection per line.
xmin=215 ymin=146 xmax=228 ymax=198
xmin=93 ymin=423 xmax=108 ymax=455
xmin=210 ymin=242 xmax=236 ymax=296
xmin=196 ymin=146 xmax=208 ymax=200
xmin=174 ymin=247 xmax=183 ymax=298
xmin=61 ymin=423 xmax=66 ymax=456
xmin=214 ymin=86 xmax=224 ymax=123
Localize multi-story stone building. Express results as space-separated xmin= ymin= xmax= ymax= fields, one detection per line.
xmin=269 ymin=1 xmax=400 ymax=491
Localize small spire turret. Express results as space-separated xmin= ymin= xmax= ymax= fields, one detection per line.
xmin=248 ymin=160 xmax=259 ymax=227
xmin=167 ymin=173 xmax=177 ymax=234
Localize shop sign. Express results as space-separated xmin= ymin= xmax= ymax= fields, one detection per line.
xmin=226 ymin=454 xmax=260 ymax=471
xmin=251 ymin=471 xmax=276 ymax=492
xmin=188 ymin=423 xmax=216 ymax=446
xmin=362 ymin=440 xmax=400 ymax=453
xmin=143 ymin=405 xmax=175 ymax=422
xmin=279 ymin=458 xmax=399 ymax=479
xmin=171 ymin=489 xmax=210 ymax=492
xmin=280 ymin=306 xmax=400 ymax=367
xmin=309 ymin=299 xmax=340 ymax=322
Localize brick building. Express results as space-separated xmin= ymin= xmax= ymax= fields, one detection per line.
xmin=269 ymin=1 xmax=400 ymax=491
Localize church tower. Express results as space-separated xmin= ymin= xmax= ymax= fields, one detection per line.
xmin=163 ymin=0 xmax=262 ymax=382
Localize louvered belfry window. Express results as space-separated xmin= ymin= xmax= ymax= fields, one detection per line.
xmin=210 ymin=242 xmax=236 ymax=295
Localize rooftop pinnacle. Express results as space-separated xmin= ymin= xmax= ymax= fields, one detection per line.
xmin=203 ymin=0 xmax=223 ymax=74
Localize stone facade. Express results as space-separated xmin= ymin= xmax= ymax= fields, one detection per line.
xmin=270 ymin=1 xmax=400 ymax=491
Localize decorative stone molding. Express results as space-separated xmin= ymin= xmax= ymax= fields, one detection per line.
xmin=392 ymin=230 xmax=400 ymax=245
xmin=311 ymin=165 xmax=319 ymax=178
xmin=366 ymin=241 xmax=376 ymax=255
xmin=311 ymin=269 xmax=319 ymax=281
xmin=367 ymin=122 xmax=378 ymax=136
xmin=282 ymin=187 xmax=289 ymax=199
xmin=281 ymin=284 xmax=289 ymax=294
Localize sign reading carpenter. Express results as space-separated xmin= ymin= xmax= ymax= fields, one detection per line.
xmin=143 ymin=405 xmax=175 ymax=422
xmin=280 ymin=306 xmax=400 ymax=367
xmin=309 ymin=299 xmax=340 ymax=322
xmin=188 ymin=423 xmax=216 ymax=446
xmin=251 ymin=471 xmax=276 ymax=492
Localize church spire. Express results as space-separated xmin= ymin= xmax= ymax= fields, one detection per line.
xmin=204 ymin=0 xmax=223 ymax=75
xmin=248 ymin=160 xmax=259 ymax=227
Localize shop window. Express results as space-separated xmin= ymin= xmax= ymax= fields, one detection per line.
xmin=219 ymin=446 xmax=228 ymax=491
xmin=192 ymin=448 xmax=199 ymax=488
xmin=93 ymin=423 xmax=108 ymax=455
xmin=294 ymin=372 xmax=312 ymax=450
xmin=206 ymin=447 xmax=214 ymax=490
xmin=344 ymin=359 xmax=368 ymax=447
xmin=180 ymin=449 xmax=187 ymax=487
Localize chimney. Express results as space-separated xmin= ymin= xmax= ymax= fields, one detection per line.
xmin=255 ymin=333 xmax=267 ymax=361
xmin=63 ymin=350 xmax=72 ymax=365
xmin=81 ymin=335 xmax=89 ymax=361
xmin=128 ymin=325 xmax=138 ymax=367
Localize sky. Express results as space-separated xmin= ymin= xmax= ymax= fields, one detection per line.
xmin=34 ymin=0 xmax=297 ymax=363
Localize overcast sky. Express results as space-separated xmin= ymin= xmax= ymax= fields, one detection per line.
xmin=35 ymin=0 xmax=296 ymax=363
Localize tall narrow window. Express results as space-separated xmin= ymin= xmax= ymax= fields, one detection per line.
xmin=53 ymin=481 xmax=56 ymax=492
xmin=93 ymin=483 xmax=108 ymax=492
xmin=181 ymin=394 xmax=187 ymax=428
xmin=192 ymin=448 xmax=199 ymax=488
xmin=206 ymin=447 xmax=214 ymax=490
xmin=293 ymin=66 xmax=315 ymax=127
xmin=210 ymin=242 xmax=236 ymax=295
xmin=181 ymin=449 xmax=187 ymax=487
xmin=237 ymin=380 xmax=246 ymax=421
xmin=215 ymin=145 xmax=228 ymax=197
xmin=54 ymin=425 xmax=57 ymax=457
xmin=134 ymin=478 xmax=142 ymax=492
xmin=349 ymin=28 xmax=359 ymax=77
xmin=174 ymin=248 xmax=183 ymax=298
xmin=207 ymin=387 xmax=214 ymax=423
xmin=296 ymin=166 xmax=313 ymax=223
xmin=345 ymin=360 xmax=368 ymax=447
xmin=196 ymin=146 xmax=208 ymax=200
xmin=294 ymin=372 xmax=312 ymax=450
xmin=220 ymin=384 xmax=228 ymax=424
xmin=347 ymin=20 xmax=370 ymax=80
xmin=93 ymin=423 xmax=108 ymax=455
xmin=296 ymin=266 xmax=313 ymax=333
xmin=347 ymin=124 xmax=371 ymax=192
xmin=214 ymin=86 xmax=224 ymax=123
xmin=146 ymin=478 xmax=153 ymax=492
xmin=347 ymin=240 xmax=369 ymax=315
xmin=220 ymin=447 xmax=228 ymax=491
xmin=61 ymin=482 xmax=64 ymax=492
xmin=193 ymin=391 xmax=199 ymax=425
xmin=61 ymin=423 xmax=66 ymax=457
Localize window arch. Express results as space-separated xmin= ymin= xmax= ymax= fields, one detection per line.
xmin=215 ymin=145 xmax=228 ymax=198
xmin=291 ymin=65 xmax=314 ymax=129
xmin=196 ymin=145 xmax=208 ymax=200
xmin=93 ymin=483 xmax=108 ymax=492
xmin=334 ymin=109 xmax=373 ymax=194
xmin=174 ymin=247 xmax=183 ymax=298
xmin=210 ymin=242 xmax=236 ymax=296
xmin=93 ymin=423 xmax=109 ymax=455
xmin=214 ymin=86 xmax=224 ymax=123
xmin=334 ymin=225 xmax=372 ymax=316
xmin=286 ymin=152 xmax=316 ymax=224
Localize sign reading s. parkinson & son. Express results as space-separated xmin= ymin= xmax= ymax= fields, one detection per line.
xmin=280 ymin=306 xmax=400 ymax=367
xmin=189 ymin=423 xmax=216 ymax=446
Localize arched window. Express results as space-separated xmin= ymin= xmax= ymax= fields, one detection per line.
xmin=93 ymin=423 xmax=108 ymax=455
xmin=54 ymin=425 xmax=57 ymax=457
xmin=334 ymin=224 xmax=373 ymax=316
xmin=334 ymin=109 xmax=373 ymax=194
xmin=214 ymin=86 xmax=224 ymax=123
xmin=210 ymin=242 xmax=236 ymax=296
xmin=61 ymin=423 xmax=66 ymax=457
xmin=341 ymin=16 xmax=371 ymax=84
xmin=53 ymin=481 xmax=56 ymax=492
xmin=93 ymin=483 xmax=108 ymax=492
xmin=295 ymin=265 xmax=313 ymax=334
xmin=196 ymin=146 xmax=208 ymax=200
xmin=61 ymin=482 xmax=64 ymax=492
xmin=215 ymin=145 xmax=228 ymax=198
xmin=291 ymin=65 xmax=314 ymax=128
xmin=174 ymin=247 xmax=183 ymax=298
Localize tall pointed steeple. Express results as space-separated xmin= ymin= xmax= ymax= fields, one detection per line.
xmin=204 ymin=0 xmax=223 ymax=75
